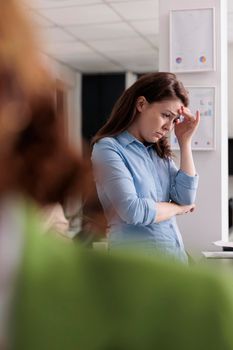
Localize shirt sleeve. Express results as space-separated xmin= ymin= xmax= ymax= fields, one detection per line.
xmin=168 ymin=158 xmax=199 ymax=205
xmin=92 ymin=140 xmax=156 ymax=225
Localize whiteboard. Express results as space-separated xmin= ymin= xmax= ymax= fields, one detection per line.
xmin=170 ymin=8 xmax=215 ymax=73
xmin=170 ymin=86 xmax=216 ymax=151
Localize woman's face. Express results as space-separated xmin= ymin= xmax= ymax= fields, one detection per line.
xmin=129 ymin=97 xmax=182 ymax=143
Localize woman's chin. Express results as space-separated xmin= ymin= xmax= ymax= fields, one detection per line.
xmin=151 ymin=135 xmax=159 ymax=143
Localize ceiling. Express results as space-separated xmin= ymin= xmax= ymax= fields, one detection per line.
xmin=26 ymin=0 xmax=233 ymax=74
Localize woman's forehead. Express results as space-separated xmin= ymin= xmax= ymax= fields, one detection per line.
xmin=158 ymin=100 xmax=182 ymax=109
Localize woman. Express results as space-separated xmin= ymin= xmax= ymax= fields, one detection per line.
xmin=92 ymin=73 xmax=200 ymax=263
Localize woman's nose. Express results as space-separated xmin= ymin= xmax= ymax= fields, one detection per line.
xmin=162 ymin=120 xmax=173 ymax=132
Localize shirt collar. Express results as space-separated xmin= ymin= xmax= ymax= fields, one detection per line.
xmin=116 ymin=130 xmax=154 ymax=149
xmin=116 ymin=130 xmax=141 ymax=148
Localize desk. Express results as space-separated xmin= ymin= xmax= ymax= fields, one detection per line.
xmin=202 ymin=251 xmax=233 ymax=258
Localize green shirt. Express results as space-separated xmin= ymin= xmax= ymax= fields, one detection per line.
xmin=12 ymin=204 xmax=233 ymax=350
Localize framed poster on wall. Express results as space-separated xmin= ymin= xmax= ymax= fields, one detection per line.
xmin=170 ymin=8 xmax=215 ymax=73
xmin=170 ymin=86 xmax=216 ymax=151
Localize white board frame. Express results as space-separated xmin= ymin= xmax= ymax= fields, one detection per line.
xmin=170 ymin=86 xmax=216 ymax=151
xmin=169 ymin=8 xmax=216 ymax=73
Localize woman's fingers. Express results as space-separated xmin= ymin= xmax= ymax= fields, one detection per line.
xmin=178 ymin=107 xmax=200 ymax=125
xmin=184 ymin=204 xmax=195 ymax=214
xmin=179 ymin=106 xmax=194 ymax=120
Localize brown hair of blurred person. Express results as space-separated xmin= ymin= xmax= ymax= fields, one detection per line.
xmin=0 ymin=0 xmax=87 ymax=205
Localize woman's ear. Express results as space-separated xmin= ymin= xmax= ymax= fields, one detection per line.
xmin=136 ymin=96 xmax=147 ymax=112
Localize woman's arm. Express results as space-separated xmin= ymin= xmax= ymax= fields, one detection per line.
xmin=92 ymin=139 xmax=156 ymax=225
xmin=175 ymin=106 xmax=200 ymax=176
xmin=179 ymin=142 xmax=196 ymax=176
xmin=169 ymin=107 xmax=200 ymax=205
xmin=92 ymin=139 xmax=195 ymax=225
xmin=155 ymin=202 xmax=195 ymax=223
xmin=92 ymin=140 xmax=193 ymax=225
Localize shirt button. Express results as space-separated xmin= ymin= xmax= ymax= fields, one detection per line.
xmin=169 ymin=224 xmax=173 ymax=228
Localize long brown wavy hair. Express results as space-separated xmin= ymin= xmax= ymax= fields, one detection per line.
xmin=92 ymin=72 xmax=189 ymax=158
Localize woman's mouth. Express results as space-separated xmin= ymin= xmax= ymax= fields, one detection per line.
xmin=154 ymin=132 xmax=164 ymax=138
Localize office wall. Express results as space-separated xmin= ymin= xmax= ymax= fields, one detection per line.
xmin=40 ymin=55 xmax=83 ymax=231
xmin=159 ymin=0 xmax=228 ymax=257
xmin=41 ymin=54 xmax=82 ymax=149
xmin=67 ymin=73 xmax=82 ymax=150
xmin=229 ymin=44 xmax=233 ymax=138
xmin=229 ymin=44 xmax=233 ymax=200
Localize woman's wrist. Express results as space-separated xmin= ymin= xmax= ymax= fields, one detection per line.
xmin=178 ymin=138 xmax=192 ymax=149
xmin=170 ymin=202 xmax=181 ymax=216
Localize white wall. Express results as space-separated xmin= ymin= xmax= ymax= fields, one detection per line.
xmin=159 ymin=0 xmax=228 ymax=257
xmin=125 ymin=72 xmax=137 ymax=88
xmin=41 ymin=54 xmax=82 ymax=149
xmin=228 ymin=44 xmax=233 ymax=202
xmin=66 ymin=73 xmax=82 ymax=150
xmin=228 ymin=44 xmax=233 ymax=138
xmin=41 ymin=55 xmax=82 ymax=230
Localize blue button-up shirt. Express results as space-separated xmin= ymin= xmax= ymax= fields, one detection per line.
xmin=92 ymin=131 xmax=198 ymax=262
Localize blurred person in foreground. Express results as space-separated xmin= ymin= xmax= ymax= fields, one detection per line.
xmin=1 ymin=1 xmax=233 ymax=350
xmin=0 ymin=0 xmax=86 ymax=346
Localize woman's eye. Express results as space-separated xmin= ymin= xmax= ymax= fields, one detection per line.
xmin=162 ymin=113 xmax=170 ymax=118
